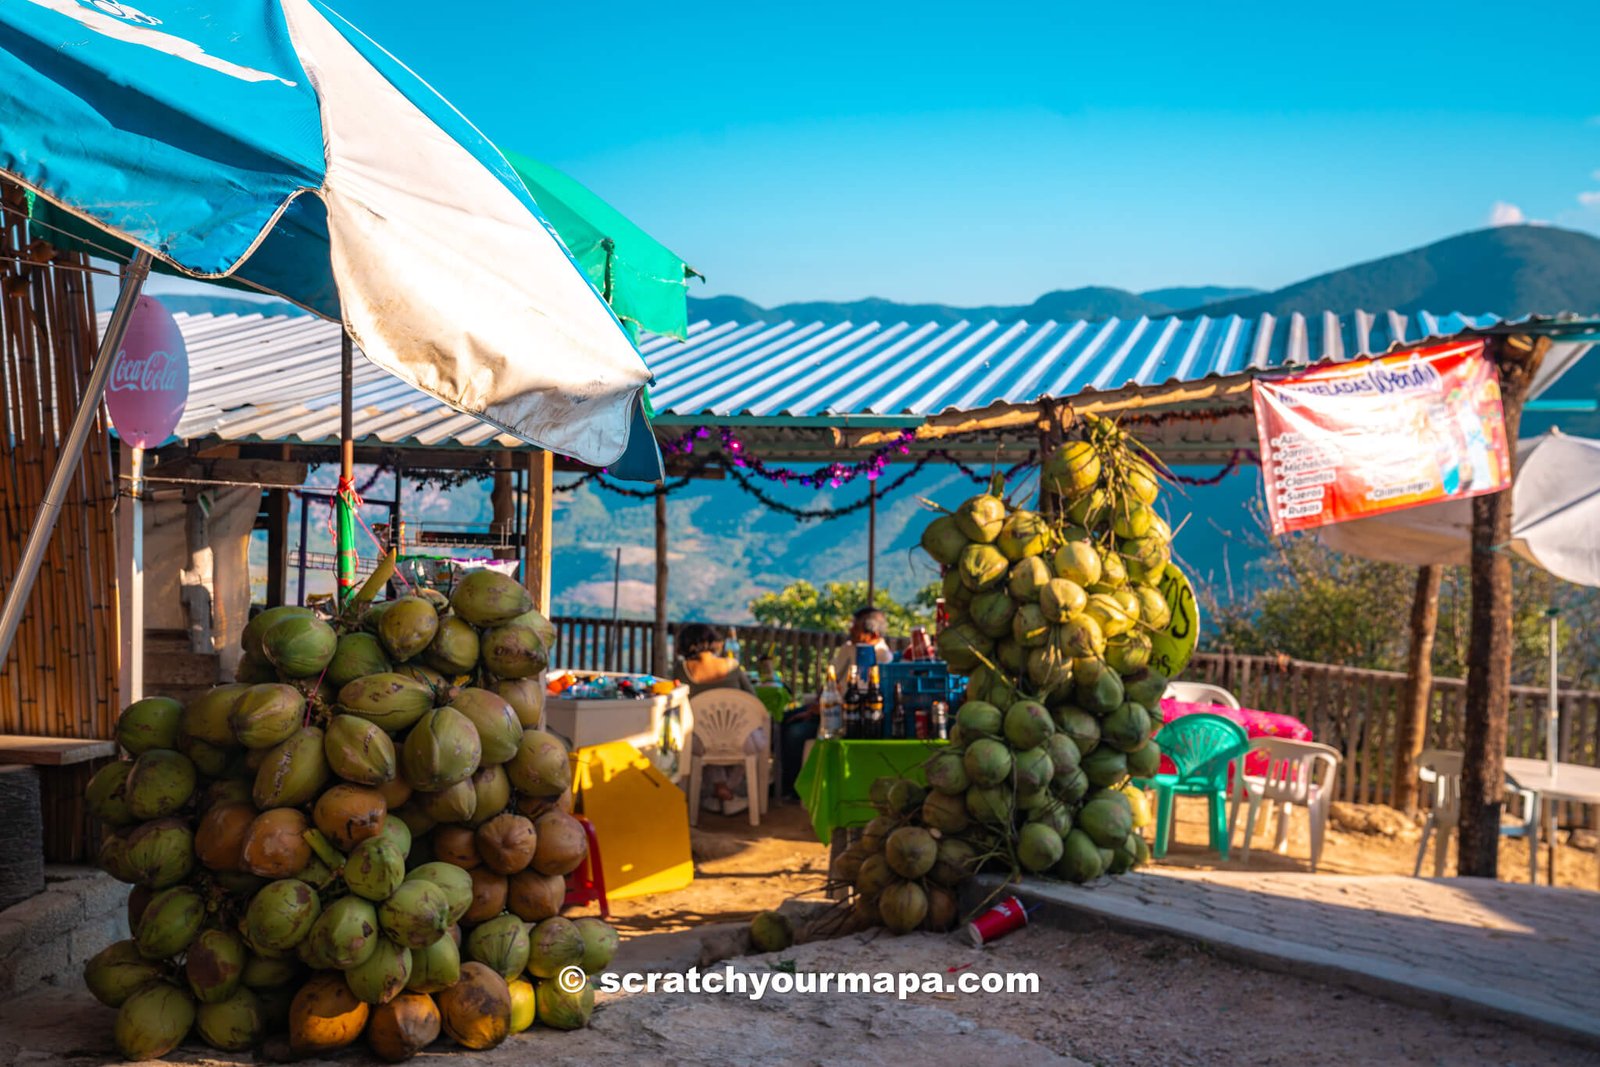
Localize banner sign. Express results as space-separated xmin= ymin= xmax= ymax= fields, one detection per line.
xmin=1252 ymin=339 xmax=1509 ymax=535
xmin=106 ymin=296 xmax=188 ymax=449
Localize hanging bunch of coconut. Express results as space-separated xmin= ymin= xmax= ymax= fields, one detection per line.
xmin=911 ymin=413 xmax=1186 ymax=889
xmin=828 ymin=777 xmax=966 ymax=935
xmin=83 ymin=562 xmax=617 ymax=1062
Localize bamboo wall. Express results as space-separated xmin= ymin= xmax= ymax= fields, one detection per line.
xmin=0 ymin=182 xmax=122 ymax=862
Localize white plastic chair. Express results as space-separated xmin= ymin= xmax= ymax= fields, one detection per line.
xmin=1228 ymin=737 xmax=1341 ymax=871
xmin=1413 ymin=749 xmax=1538 ymax=880
xmin=686 ymin=690 xmax=771 ymax=828
xmin=1164 ymin=681 xmax=1242 ymax=710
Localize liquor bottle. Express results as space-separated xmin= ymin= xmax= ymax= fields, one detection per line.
xmin=865 ymin=666 xmax=885 ymax=738
xmin=841 ymin=665 xmax=862 ymax=737
xmin=892 ymin=682 xmax=907 ymax=738
xmin=934 ymin=598 xmax=949 ymax=635
xmin=931 ymin=699 xmax=949 ymax=740
xmin=819 ymin=666 xmax=843 ymax=740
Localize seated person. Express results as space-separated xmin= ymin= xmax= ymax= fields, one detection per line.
xmin=781 ymin=607 xmax=894 ymax=798
xmin=673 ymin=623 xmax=764 ymax=817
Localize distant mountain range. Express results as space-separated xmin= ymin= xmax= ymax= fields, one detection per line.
xmin=686 ymin=226 xmax=1600 ymax=328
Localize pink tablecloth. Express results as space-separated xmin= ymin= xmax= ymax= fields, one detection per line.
xmin=1157 ymin=698 xmax=1313 ymax=777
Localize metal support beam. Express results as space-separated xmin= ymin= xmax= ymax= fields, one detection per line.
xmin=524 ymin=450 xmax=554 ymax=615
xmin=0 ymin=250 xmax=152 ymax=670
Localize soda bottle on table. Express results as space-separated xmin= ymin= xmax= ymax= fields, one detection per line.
xmin=841 ymin=665 xmax=862 ymax=738
xmin=907 ymin=626 xmax=932 ymax=661
xmin=818 ymin=666 xmax=844 ymax=740
xmin=865 ymin=666 xmax=885 ymax=738
xmin=931 ymin=699 xmax=949 ymax=740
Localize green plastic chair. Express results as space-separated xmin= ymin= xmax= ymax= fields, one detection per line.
xmin=1133 ymin=713 xmax=1250 ymax=859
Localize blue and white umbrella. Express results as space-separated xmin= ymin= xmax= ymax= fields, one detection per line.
xmin=0 ymin=0 xmax=657 ymax=658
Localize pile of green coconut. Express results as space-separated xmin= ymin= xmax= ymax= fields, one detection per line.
xmin=83 ymin=563 xmax=617 ymax=1061
xmin=837 ymin=415 xmax=1185 ymax=932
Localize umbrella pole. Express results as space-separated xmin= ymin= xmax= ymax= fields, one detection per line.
xmin=0 ymin=249 xmax=152 ymax=669
xmin=336 ymin=331 xmax=357 ymax=604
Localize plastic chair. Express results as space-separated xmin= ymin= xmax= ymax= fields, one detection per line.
xmin=1133 ymin=713 xmax=1249 ymax=859
xmin=1228 ymin=738 xmax=1342 ymax=871
xmin=686 ymin=690 xmax=771 ymax=827
xmin=562 ymin=814 xmax=610 ymax=918
xmin=1413 ymin=749 xmax=1538 ymax=880
xmin=1164 ymin=681 xmax=1242 ymax=710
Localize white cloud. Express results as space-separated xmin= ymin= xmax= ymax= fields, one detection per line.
xmin=1580 ymin=191 xmax=1600 ymax=209
xmin=1488 ymin=201 xmax=1526 ymax=226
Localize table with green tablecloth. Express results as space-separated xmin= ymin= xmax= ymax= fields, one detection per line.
xmin=794 ymin=738 xmax=948 ymax=844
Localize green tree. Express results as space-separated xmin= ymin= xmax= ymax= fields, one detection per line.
xmin=748 ymin=579 xmax=940 ymax=636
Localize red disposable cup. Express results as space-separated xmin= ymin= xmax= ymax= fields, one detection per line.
xmin=966 ymin=896 xmax=1028 ymax=947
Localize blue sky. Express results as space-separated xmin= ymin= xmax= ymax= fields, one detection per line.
xmin=338 ymin=1 xmax=1600 ymax=307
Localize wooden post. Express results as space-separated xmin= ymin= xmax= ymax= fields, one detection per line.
xmin=180 ymin=489 xmax=214 ymax=654
xmin=653 ymin=488 xmax=669 ymax=677
xmin=264 ymin=447 xmax=290 ymax=607
xmin=1393 ymin=564 xmax=1442 ymax=814
xmin=115 ymin=443 xmax=143 ymax=705
xmin=490 ymin=453 xmax=515 ymax=561
xmin=866 ymin=479 xmax=877 ymax=606
xmin=1458 ymin=334 xmax=1547 ymax=878
xmin=523 ymin=450 xmax=553 ymax=615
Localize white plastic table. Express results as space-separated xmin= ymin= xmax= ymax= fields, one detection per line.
xmin=1503 ymin=757 xmax=1600 ymax=886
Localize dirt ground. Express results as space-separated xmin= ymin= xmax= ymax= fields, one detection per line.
xmin=4 ymin=796 xmax=1593 ymax=1065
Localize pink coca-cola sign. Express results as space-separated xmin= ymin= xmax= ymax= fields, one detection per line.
xmin=107 ymin=296 xmax=188 ymax=449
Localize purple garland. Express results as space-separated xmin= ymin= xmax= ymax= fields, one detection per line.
xmin=660 ymin=426 xmax=918 ymax=488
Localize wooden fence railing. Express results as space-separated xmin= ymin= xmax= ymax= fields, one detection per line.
xmin=1188 ymin=652 xmax=1600 ymax=814
xmin=551 ymin=618 xmax=1600 ymax=814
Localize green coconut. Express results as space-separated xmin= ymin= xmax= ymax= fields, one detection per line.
xmin=1126 ymin=739 xmax=1162 ymax=779
xmin=1011 ymin=603 xmax=1051 ymax=648
xmin=936 ymin=623 xmax=991 ymax=673
xmin=962 ymin=738 xmax=1013 ymax=788
xmin=1052 ymin=539 xmax=1103 ymax=588
xmin=1047 ymin=733 xmax=1082 ymax=780
xmin=1003 ymin=700 xmax=1054 ymax=749
xmin=965 ymin=785 xmax=1011 ymax=824
xmin=1007 ymin=555 xmax=1052 ymax=602
xmin=261 ymin=615 xmax=338 ymax=679
xmin=958 ymin=543 xmax=1009 ymax=592
xmin=1079 ymin=793 xmax=1135 ymax=848
xmin=749 ymin=911 xmax=795 ymax=953
xmin=1101 ymin=702 xmax=1152 ymax=753
xmin=1112 ymin=500 xmax=1156 ymax=540
xmin=1055 ymin=829 xmax=1104 ymax=883
xmin=1081 ymin=746 xmax=1129 ymax=788
xmin=996 ymin=509 xmax=1050 ymax=560
xmin=924 ymin=749 xmax=969 ymax=795
xmin=963 ymin=665 xmax=1016 ymax=710
xmin=920 ymin=790 xmax=970 ymax=833
xmin=1052 ymin=705 xmax=1100 ymax=755
xmin=1026 ymin=645 xmax=1071 ymax=692
xmin=1132 ymin=584 xmax=1173 ymax=631
xmin=953 ymin=492 xmax=1007 ymax=544
xmin=969 ymin=589 xmax=1017 ymax=639
xmin=919 ymin=514 xmax=969 ymax=566
xmin=954 ymin=700 xmax=1002 ymax=739
xmin=884 ymin=826 xmax=938 ymax=879
xmin=1105 ymin=632 xmax=1152 ymax=674
xmin=1119 ymin=535 xmax=1170 ymax=584
xmin=1066 ymin=488 xmax=1110 ymax=529
xmin=1017 ymin=822 xmax=1064 ymax=873
xmin=1074 ymin=661 xmax=1125 ymax=715
xmin=1041 ymin=441 xmax=1101 ymax=499
xmin=1121 ymin=668 xmax=1170 ymax=709
xmin=997 ymin=638 xmax=1029 ymax=674
xmin=1097 ymin=549 xmax=1129 ymax=587
xmin=1084 ymin=593 xmax=1136 ymax=639
xmin=1039 ymin=578 xmax=1088 ymax=623
xmin=1013 ymin=746 xmax=1055 ymax=795
xmin=1054 ymin=614 xmax=1104 ymax=659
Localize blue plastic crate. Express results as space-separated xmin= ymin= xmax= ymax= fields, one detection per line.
xmin=879 ymin=661 xmax=954 ymax=738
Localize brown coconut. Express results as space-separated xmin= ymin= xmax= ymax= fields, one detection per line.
xmin=506 ymin=870 xmax=567 ymax=922
xmin=375 ymin=776 xmax=413 ymax=811
xmin=431 ymin=824 xmax=481 ymax=869
xmin=195 ymin=801 xmax=256 ymax=871
xmin=312 ymin=784 xmax=387 ymax=850
xmin=240 ymin=808 xmax=311 ymax=878
xmin=475 ymin=814 xmax=537 ymax=875
xmin=289 ymin=971 xmax=370 ymax=1055
xmin=530 ymin=809 xmax=587 ymax=876
xmin=367 ymin=992 xmax=441 ymax=1062
xmin=436 ymin=962 xmax=511 ymax=1051
xmin=464 ymin=867 xmax=508 ymax=924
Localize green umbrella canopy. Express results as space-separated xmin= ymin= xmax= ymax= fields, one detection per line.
xmin=503 ymin=151 xmax=699 ymax=341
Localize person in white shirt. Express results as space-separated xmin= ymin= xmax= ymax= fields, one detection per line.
xmin=828 ymin=607 xmax=894 ymax=681
xmin=783 ymin=608 xmax=895 ymax=798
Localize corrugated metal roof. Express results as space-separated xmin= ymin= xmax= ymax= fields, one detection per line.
xmin=123 ymin=309 xmax=1589 ymax=449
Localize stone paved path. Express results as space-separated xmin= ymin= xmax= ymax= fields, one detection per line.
xmin=999 ymin=868 xmax=1600 ymax=1046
